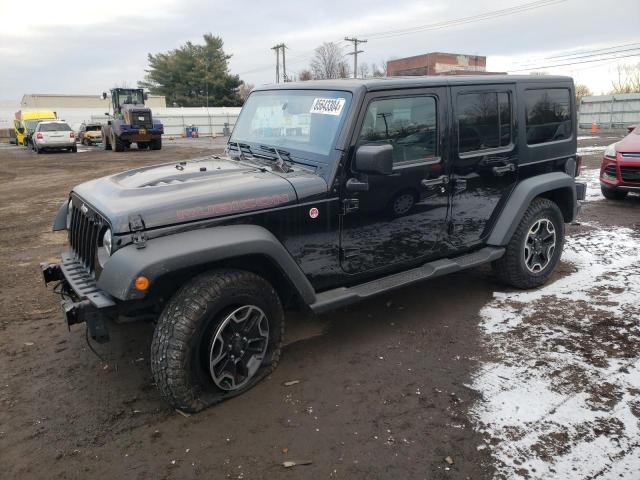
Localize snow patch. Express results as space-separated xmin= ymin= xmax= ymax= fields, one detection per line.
xmin=471 ymin=226 xmax=640 ymax=479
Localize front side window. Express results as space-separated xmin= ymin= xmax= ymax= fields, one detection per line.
xmin=357 ymin=96 xmax=437 ymax=164
xmin=231 ymin=90 xmax=352 ymax=158
xmin=525 ymin=89 xmax=571 ymax=145
xmin=458 ymin=92 xmax=511 ymax=154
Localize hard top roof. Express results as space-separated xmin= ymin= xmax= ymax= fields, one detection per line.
xmin=253 ymin=75 xmax=573 ymax=93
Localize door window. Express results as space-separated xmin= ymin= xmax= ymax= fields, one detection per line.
xmin=357 ymin=96 xmax=437 ymax=165
xmin=524 ymin=89 xmax=571 ymax=145
xmin=457 ymin=92 xmax=512 ymax=154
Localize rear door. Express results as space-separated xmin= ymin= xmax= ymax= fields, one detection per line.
xmin=339 ymin=87 xmax=451 ymax=274
xmin=448 ymin=84 xmax=518 ymax=249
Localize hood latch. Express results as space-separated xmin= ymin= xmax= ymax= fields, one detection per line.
xmin=129 ymin=214 xmax=147 ymax=249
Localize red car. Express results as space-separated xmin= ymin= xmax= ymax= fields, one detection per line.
xmin=600 ymin=124 xmax=640 ymax=199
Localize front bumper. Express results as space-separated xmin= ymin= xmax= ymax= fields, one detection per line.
xmin=41 ymin=253 xmax=115 ymax=343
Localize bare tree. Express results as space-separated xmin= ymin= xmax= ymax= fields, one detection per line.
xmin=310 ymin=42 xmax=350 ymax=79
xmin=237 ymin=82 xmax=254 ymax=103
xmin=575 ymin=84 xmax=592 ymax=108
xmin=610 ymin=63 xmax=640 ymax=94
xmin=298 ymin=69 xmax=313 ymax=81
xmin=358 ymin=63 xmax=370 ymax=78
xmin=371 ymin=62 xmax=385 ymax=78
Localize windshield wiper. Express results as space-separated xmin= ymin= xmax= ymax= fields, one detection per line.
xmin=259 ymin=145 xmax=293 ymax=173
xmin=226 ymin=141 xmax=253 ymax=160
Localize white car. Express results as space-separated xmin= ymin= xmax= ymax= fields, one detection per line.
xmin=33 ymin=121 xmax=77 ymax=154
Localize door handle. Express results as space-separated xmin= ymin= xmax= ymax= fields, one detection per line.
xmin=421 ymin=175 xmax=449 ymax=188
xmin=492 ymin=164 xmax=516 ymax=176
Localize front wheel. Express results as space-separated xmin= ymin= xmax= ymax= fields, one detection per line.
xmin=150 ymin=138 xmax=162 ymax=150
xmin=492 ymin=198 xmax=564 ymax=289
xmin=151 ymin=269 xmax=284 ymax=412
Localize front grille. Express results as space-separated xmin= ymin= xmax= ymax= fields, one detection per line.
xmin=130 ymin=110 xmax=153 ymax=129
xmin=68 ymin=197 xmax=106 ymax=273
xmin=620 ymin=166 xmax=640 ymax=183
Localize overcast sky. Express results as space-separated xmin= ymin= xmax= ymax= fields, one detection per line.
xmin=1 ymin=0 xmax=639 ymax=101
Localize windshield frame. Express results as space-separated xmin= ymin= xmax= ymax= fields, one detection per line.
xmin=230 ymin=89 xmax=354 ymax=171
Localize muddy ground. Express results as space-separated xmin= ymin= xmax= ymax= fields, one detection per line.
xmin=0 ymin=134 xmax=637 ymax=479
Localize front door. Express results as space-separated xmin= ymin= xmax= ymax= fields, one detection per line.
xmin=448 ymin=84 xmax=518 ymax=249
xmin=339 ymin=89 xmax=450 ymax=275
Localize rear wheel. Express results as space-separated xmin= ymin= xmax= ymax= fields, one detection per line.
xmin=601 ymin=185 xmax=628 ymax=200
xmin=150 ymin=138 xmax=162 ymax=150
xmin=492 ymin=198 xmax=564 ymax=289
xmin=151 ymin=269 xmax=284 ymax=412
xmin=102 ymin=131 xmax=112 ymax=150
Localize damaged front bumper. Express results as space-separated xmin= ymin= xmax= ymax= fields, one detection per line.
xmin=40 ymin=252 xmax=115 ymax=343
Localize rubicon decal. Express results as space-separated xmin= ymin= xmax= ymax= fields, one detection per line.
xmin=177 ymin=193 xmax=290 ymax=219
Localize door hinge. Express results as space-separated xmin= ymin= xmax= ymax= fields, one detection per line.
xmin=342 ymin=198 xmax=360 ymax=214
xmin=129 ymin=214 xmax=147 ymax=249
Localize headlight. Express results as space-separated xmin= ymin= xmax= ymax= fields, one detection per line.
xmin=66 ymin=199 xmax=73 ymax=229
xmin=97 ymin=228 xmax=112 ymax=269
xmin=604 ymin=143 xmax=617 ymax=159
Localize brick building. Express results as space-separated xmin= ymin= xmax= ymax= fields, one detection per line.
xmin=387 ymin=52 xmax=503 ymax=77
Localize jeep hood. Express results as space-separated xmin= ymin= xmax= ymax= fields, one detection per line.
xmin=72 ymin=155 xmax=327 ymax=233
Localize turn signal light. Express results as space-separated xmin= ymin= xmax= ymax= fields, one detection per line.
xmin=134 ymin=276 xmax=149 ymax=291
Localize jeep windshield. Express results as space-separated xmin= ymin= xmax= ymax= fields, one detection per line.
xmin=230 ymin=90 xmax=352 ymax=163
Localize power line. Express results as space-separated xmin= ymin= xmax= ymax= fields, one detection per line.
xmin=359 ymin=0 xmax=566 ymax=40
xmin=514 ymin=44 xmax=640 ymax=68
xmin=507 ymin=52 xmax=640 ymax=72
xmin=238 ymin=0 xmax=571 ymax=78
xmin=344 ymin=37 xmax=367 ymax=78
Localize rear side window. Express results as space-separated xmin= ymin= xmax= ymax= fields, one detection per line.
xmin=357 ymin=96 xmax=438 ymax=164
xmin=39 ymin=123 xmax=72 ymax=132
xmin=458 ymin=92 xmax=511 ymax=154
xmin=525 ymin=89 xmax=571 ymax=145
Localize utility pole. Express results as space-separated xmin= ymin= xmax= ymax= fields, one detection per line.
xmin=280 ymin=44 xmax=287 ymax=82
xmin=344 ymin=37 xmax=367 ymax=78
xmin=271 ymin=44 xmax=280 ymax=83
xmin=271 ymin=44 xmax=287 ymax=83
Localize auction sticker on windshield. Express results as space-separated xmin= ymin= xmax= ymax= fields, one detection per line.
xmin=310 ymin=98 xmax=346 ymax=116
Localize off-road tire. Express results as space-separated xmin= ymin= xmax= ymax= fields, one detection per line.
xmin=151 ymin=269 xmax=284 ymax=413
xmin=492 ymin=198 xmax=564 ymax=289
xmin=112 ymin=133 xmax=125 ymax=152
xmin=601 ymin=185 xmax=627 ymax=200
xmin=102 ymin=131 xmax=112 ymax=150
xmin=150 ymin=138 xmax=162 ymax=150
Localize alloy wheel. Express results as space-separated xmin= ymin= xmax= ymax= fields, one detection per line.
xmin=524 ymin=218 xmax=556 ymax=273
xmin=208 ymin=305 xmax=269 ymax=391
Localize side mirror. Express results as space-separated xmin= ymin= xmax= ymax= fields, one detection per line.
xmin=143 ymin=92 xmax=149 ymax=101
xmin=627 ymin=124 xmax=637 ymax=134
xmin=102 ymin=92 xmax=107 ymax=100
xmin=354 ymin=144 xmax=394 ymax=175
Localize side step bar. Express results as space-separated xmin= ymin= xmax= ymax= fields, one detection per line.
xmin=310 ymin=247 xmax=504 ymax=314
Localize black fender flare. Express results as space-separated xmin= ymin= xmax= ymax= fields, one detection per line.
xmin=96 ymin=225 xmax=316 ymax=305
xmin=487 ymin=171 xmax=578 ymax=246
xmin=53 ymin=199 xmax=69 ymax=231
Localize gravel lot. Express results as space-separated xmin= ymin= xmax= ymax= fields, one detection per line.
xmin=0 ymin=134 xmax=638 ymax=479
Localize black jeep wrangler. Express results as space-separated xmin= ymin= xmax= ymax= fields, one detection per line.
xmin=42 ymin=76 xmax=586 ymax=412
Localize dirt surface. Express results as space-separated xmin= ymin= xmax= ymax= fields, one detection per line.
xmin=0 ymin=134 xmax=637 ymax=479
